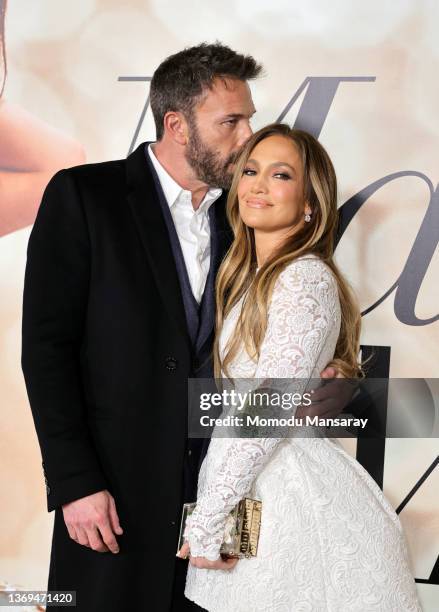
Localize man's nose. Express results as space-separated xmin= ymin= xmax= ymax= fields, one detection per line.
xmin=237 ymin=122 xmax=253 ymax=147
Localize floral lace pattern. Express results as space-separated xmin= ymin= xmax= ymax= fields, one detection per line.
xmin=184 ymin=256 xmax=421 ymax=611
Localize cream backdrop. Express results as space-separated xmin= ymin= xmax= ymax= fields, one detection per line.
xmin=0 ymin=0 xmax=438 ymax=610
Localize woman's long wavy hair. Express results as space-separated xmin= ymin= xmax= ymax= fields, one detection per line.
xmin=0 ymin=1 xmax=7 ymax=98
xmin=213 ymin=123 xmax=363 ymax=380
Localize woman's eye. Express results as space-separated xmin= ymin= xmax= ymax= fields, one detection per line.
xmin=243 ymin=168 xmax=256 ymax=176
xmin=274 ymin=172 xmax=291 ymax=180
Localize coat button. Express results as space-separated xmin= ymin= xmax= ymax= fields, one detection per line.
xmin=165 ymin=357 xmax=178 ymax=371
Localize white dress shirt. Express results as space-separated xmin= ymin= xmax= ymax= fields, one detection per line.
xmin=147 ymin=144 xmax=222 ymax=303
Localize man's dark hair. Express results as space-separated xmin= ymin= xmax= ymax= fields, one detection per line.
xmin=150 ymin=42 xmax=262 ymax=140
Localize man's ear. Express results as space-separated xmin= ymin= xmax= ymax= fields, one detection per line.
xmin=163 ymin=111 xmax=189 ymax=145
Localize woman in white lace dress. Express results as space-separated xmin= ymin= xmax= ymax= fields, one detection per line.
xmin=179 ymin=124 xmax=421 ymax=611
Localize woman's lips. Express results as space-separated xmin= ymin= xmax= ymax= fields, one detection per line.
xmin=245 ymin=198 xmax=272 ymax=208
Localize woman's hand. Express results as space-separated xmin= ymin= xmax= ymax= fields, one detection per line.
xmin=177 ymin=541 xmax=239 ymax=570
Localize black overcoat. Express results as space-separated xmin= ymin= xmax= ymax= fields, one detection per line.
xmin=21 ymin=142 xmax=231 ymax=611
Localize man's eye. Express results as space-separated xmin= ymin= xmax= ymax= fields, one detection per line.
xmin=223 ymin=119 xmax=237 ymax=126
xmin=243 ymin=168 xmax=256 ymax=176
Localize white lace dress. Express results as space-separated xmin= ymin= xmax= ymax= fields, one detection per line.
xmin=184 ymin=255 xmax=421 ymax=612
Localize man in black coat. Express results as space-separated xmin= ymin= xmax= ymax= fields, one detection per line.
xmin=22 ymin=43 xmax=345 ymax=611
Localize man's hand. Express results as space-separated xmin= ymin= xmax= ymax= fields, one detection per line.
xmin=177 ymin=541 xmax=238 ymax=570
xmin=296 ymin=365 xmax=357 ymax=420
xmin=62 ymin=490 xmax=123 ymax=553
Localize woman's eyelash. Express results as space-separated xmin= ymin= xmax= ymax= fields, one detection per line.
xmin=242 ymin=168 xmax=291 ymax=180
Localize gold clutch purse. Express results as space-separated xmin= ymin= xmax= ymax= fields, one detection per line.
xmin=177 ymin=497 xmax=262 ymax=559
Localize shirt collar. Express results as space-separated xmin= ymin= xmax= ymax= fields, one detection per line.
xmin=147 ymin=143 xmax=222 ymax=213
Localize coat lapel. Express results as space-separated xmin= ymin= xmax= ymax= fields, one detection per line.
xmin=126 ymin=142 xmax=191 ymax=349
xmin=196 ymin=192 xmax=232 ymax=352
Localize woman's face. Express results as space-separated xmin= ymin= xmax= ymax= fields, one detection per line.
xmin=238 ymin=134 xmax=310 ymax=234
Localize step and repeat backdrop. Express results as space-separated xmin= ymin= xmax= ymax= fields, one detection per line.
xmin=0 ymin=0 xmax=437 ymax=609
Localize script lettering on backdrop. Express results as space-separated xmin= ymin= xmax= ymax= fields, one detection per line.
xmin=119 ymin=74 xmax=438 ymax=584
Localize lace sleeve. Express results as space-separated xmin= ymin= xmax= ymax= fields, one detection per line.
xmin=185 ymin=257 xmax=340 ymax=560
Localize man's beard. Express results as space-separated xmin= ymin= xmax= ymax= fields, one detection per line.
xmin=185 ymin=119 xmax=242 ymax=190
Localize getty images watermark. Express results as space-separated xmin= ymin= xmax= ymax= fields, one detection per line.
xmin=188 ymin=378 xmax=439 ymax=439
xmin=199 ymin=381 xmax=368 ymax=435
xmin=198 ymin=387 xmax=368 ymax=430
